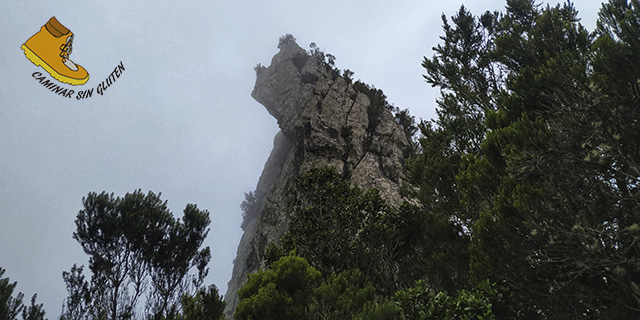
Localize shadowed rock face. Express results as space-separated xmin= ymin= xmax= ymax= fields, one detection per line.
xmin=224 ymin=43 xmax=412 ymax=315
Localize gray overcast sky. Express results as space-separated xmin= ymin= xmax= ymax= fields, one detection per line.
xmin=0 ymin=0 xmax=602 ymax=316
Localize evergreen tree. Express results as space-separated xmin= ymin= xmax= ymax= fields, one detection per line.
xmin=234 ymin=252 xmax=321 ymax=320
xmin=0 ymin=268 xmax=24 ymax=320
xmin=275 ymin=167 xmax=436 ymax=294
xmin=22 ymin=294 xmax=46 ymax=320
xmin=179 ymin=285 xmax=225 ymax=320
xmin=416 ymin=0 xmax=640 ymax=317
xmin=277 ymin=34 xmax=297 ymax=49
xmin=62 ymin=190 xmax=216 ymax=320
xmin=0 ymin=268 xmax=46 ymax=320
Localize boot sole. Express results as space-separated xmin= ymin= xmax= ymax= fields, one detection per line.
xmin=21 ymin=44 xmax=89 ymax=86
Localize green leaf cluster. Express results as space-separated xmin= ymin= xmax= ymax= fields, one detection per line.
xmin=235 ymin=252 xmax=321 ymax=320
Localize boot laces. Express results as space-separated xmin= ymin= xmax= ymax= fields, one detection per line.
xmin=59 ymin=35 xmax=73 ymax=60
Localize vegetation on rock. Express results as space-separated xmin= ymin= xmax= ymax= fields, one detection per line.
xmin=236 ymin=1 xmax=640 ymax=318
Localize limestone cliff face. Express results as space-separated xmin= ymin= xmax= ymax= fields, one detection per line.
xmin=224 ymin=43 xmax=412 ymax=314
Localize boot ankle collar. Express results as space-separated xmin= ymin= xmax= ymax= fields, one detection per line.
xmin=45 ymin=17 xmax=70 ymax=37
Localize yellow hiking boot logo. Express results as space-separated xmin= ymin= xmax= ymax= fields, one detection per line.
xmin=21 ymin=17 xmax=89 ymax=86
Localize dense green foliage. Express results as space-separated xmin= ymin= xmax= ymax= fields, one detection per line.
xmin=178 ymin=285 xmax=226 ymax=320
xmin=360 ymin=279 xmax=501 ymax=320
xmin=272 ymin=168 xmax=441 ymax=294
xmin=237 ymin=1 xmax=640 ymax=319
xmin=237 ymin=169 xmax=494 ymax=319
xmin=235 ymin=252 xmax=321 ymax=320
xmin=416 ymin=0 xmax=639 ymax=317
